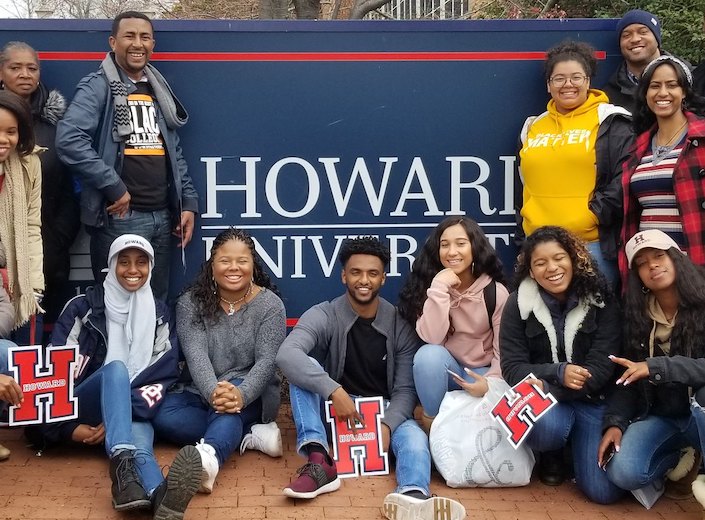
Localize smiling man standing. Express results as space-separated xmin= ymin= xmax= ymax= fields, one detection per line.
xmin=603 ymin=9 xmax=684 ymax=113
xmin=56 ymin=11 xmax=198 ymax=301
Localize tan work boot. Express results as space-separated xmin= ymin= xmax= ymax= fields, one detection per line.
xmin=420 ymin=413 xmax=434 ymax=436
xmin=666 ymin=448 xmax=701 ymax=500
xmin=0 ymin=443 xmax=10 ymax=461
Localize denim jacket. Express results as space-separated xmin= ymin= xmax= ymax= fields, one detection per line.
xmin=55 ymin=59 xmax=198 ymax=227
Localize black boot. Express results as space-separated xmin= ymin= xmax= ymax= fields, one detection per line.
xmin=152 ymin=445 xmax=202 ymax=520
xmin=109 ymin=450 xmax=150 ymax=511
xmin=539 ymin=449 xmax=565 ymax=486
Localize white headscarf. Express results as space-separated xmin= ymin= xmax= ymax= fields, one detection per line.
xmin=103 ymin=234 xmax=156 ymax=381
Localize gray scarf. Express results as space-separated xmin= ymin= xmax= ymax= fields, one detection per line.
xmin=100 ymin=53 xmax=188 ymax=139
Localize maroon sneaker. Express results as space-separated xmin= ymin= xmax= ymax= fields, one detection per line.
xmin=282 ymin=452 xmax=341 ymax=499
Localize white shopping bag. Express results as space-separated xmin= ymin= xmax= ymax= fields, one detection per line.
xmin=429 ymin=379 xmax=535 ymax=488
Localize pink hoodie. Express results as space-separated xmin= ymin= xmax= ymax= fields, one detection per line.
xmin=415 ymin=273 xmax=509 ymax=378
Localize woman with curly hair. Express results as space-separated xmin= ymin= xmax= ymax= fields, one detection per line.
xmin=152 ymin=228 xmax=286 ymax=494
xmin=619 ymin=56 xmax=705 ymax=286
xmin=500 ymin=226 xmax=623 ymax=503
xmin=599 ymin=229 xmax=705 ymax=509
xmin=517 ymin=40 xmax=634 ymax=287
xmin=398 ymin=216 xmax=509 ymax=431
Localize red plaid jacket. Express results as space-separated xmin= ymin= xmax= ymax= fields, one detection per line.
xmin=620 ymin=112 xmax=705 ymax=284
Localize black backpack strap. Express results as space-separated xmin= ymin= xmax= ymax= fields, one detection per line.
xmin=483 ymin=280 xmax=497 ymax=330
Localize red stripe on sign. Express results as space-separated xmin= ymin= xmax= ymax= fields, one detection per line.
xmin=37 ymin=50 xmax=607 ymax=62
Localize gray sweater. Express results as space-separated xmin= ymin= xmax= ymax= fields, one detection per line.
xmin=276 ymin=294 xmax=421 ymax=433
xmin=176 ymin=287 xmax=286 ymax=422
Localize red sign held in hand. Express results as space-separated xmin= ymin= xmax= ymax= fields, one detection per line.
xmin=490 ymin=374 xmax=557 ymax=448
xmin=325 ymin=396 xmax=389 ymax=478
xmin=7 ymin=345 xmax=79 ymax=425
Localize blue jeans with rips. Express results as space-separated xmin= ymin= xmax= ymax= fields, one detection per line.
xmin=527 ymin=400 xmax=625 ymax=504
xmin=289 ymin=357 xmax=431 ymax=496
xmin=152 ymin=379 xmax=262 ymax=467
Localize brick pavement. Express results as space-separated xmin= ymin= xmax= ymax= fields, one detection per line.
xmin=0 ymin=405 xmax=701 ymax=520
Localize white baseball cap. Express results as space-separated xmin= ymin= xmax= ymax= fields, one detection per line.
xmin=625 ymin=229 xmax=683 ymax=267
xmin=107 ymin=234 xmax=155 ymax=265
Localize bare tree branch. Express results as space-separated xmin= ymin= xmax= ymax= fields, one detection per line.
xmin=292 ymin=0 xmax=318 ymax=18
xmin=349 ymin=0 xmax=388 ymax=19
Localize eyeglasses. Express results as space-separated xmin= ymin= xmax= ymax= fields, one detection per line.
xmin=548 ymin=74 xmax=588 ymax=87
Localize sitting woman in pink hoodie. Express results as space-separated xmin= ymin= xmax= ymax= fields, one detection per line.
xmin=398 ymin=216 xmax=509 ymax=431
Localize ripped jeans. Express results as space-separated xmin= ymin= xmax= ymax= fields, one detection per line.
xmin=607 ymin=391 xmax=705 ymax=492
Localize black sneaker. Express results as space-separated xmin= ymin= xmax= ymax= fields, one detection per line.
xmin=152 ymin=445 xmax=202 ymax=520
xmin=383 ymin=491 xmax=466 ymax=520
xmin=109 ymin=450 xmax=151 ymax=511
xmin=539 ymin=449 xmax=566 ymax=486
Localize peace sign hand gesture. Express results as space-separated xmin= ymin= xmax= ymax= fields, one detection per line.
xmin=609 ymin=354 xmax=650 ymax=386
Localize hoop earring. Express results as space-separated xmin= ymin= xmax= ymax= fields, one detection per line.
xmin=471 ymin=261 xmax=475 ymax=275
xmin=641 ymin=286 xmax=650 ymax=294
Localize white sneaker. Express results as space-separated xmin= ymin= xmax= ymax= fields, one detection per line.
xmin=382 ymin=492 xmax=466 ymax=520
xmin=693 ymin=474 xmax=705 ymax=507
xmin=239 ymin=422 xmax=283 ymax=458
xmin=194 ymin=439 xmax=219 ymax=494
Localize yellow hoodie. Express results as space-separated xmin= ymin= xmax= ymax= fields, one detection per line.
xmin=519 ymin=89 xmax=607 ymax=242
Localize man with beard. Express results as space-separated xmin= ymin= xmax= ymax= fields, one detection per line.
xmin=56 ymin=11 xmax=199 ymax=301
xmin=276 ymin=237 xmax=466 ymax=520
xmin=604 ymin=9 xmax=669 ymax=112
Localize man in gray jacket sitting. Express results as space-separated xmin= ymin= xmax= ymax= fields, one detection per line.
xmin=276 ymin=237 xmax=465 ymax=520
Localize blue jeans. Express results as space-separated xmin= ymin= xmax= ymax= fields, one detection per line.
xmin=87 ymin=208 xmax=172 ymax=301
xmin=152 ymin=380 xmax=262 ymax=467
xmin=289 ymin=363 xmax=431 ymax=495
xmin=0 ymin=339 xmax=17 ymax=414
xmin=132 ymin=420 xmax=164 ymax=496
xmin=413 ymin=344 xmax=490 ymax=417
xmin=606 ymin=403 xmax=705 ymax=492
xmin=586 ymin=240 xmax=618 ymax=290
xmin=527 ymin=400 xmax=624 ymax=504
xmin=0 ymin=338 xmax=15 ymax=376
xmin=74 ymin=360 xmax=136 ymax=457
